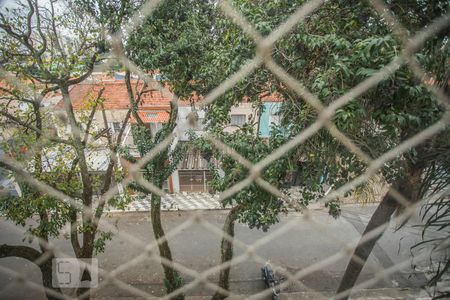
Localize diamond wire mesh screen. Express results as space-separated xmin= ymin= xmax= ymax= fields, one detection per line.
xmin=0 ymin=0 xmax=449 ymax=299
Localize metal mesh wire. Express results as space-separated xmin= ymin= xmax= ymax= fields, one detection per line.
xmin=1 ymin=0 xmax=449 ymax=299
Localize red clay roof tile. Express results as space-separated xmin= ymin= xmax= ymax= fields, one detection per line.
xmin=130 ymin=111 xmax=170 ymax=124
xmin=54 ymin=78 xmax=284 ymax=111
xmin=55 ymin=80 xmax=173 ymax=110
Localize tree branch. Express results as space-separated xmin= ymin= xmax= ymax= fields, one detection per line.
xmin=94 ymin=107 xmax=132 ymax=227
xmin=33 ymin=0 xmax=47 ymax=56
xmin=47 ymin=0 xmax=63 ymax=59
xmin=59 ymin=85 xmax=93 ymax=208
xmin=66 ymin=51 xmax=101 ymax=86
xmin=69 ymin=209 xmax=82 ymax=257
xmin=82 ymin=88 xmax=104 ymax=145
xmin=0 ymin=110 xmax=72 ymax=145
xmin=0 ymin=244 xmax=41 ymax=262
xmin=125 ymin=69 xmax=145 ymax=127
xmin=0 ymin=87 xmax=35 ymax=104
xmin=24 ymin=0 xmax=35 ymax=39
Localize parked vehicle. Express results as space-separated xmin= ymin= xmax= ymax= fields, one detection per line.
xmin=261 ymin=262 xmax=284 ymax=300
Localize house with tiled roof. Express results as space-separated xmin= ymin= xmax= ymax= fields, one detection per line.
xmin=49 ymin=73 xmax=285 ymax=193
xmin=54 ymin=75 xmax=174 ymax=149
xmin=51 ymin=74 xmax=176 ymax=192
xmin=171 ymin=90 xmax=284 ymax=193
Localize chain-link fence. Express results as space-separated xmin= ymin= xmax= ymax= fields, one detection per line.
xmin=1 ymin=0 xmax=449 ymax=299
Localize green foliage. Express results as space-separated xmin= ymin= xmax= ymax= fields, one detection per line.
xmin=128 ymin=2 xmax=449 ymax=291
xmin=324 ymin=199 xmax=341 ymax=219
xmin=131 ymin=120 xmax=186 ymax=189
xmin=128 ymin=0 xmax=220 ymax=98
xmin=413 ymin=194 xmax=450 ymax=299
xmin=0 ymin=1 xmax=102 ymax=84
xmin=267 ymin=0 xmax=449 ymax=195
xmin=193 ymin=125 xmax=293 ymax=231
xmin=94 ymin=231 xmax=113 ymax=255
xmin=0 ymin=122 xmax=77 ymax=239
xmin=163 ymin=272 xmax=184 ymax=293
xmin=107 ymin=192 xmax=135 ymax=211
xmin=75 ymin=0 xmax=143 ymax=34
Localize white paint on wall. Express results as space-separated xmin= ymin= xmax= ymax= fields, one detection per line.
xmin=172 ymin=169 xmax=180 ymax=193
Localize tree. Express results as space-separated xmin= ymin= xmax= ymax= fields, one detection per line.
xmin=192 ymin=125 xmax=292 ymax=299
xmin=128 ymin=103 xmax=186 ymax=298
xmin=132 ymin=0 xmax=449 ymax=297
xmin=128 ymin=2 xmax=302 ymax=297
xmin=0 ymin=1 xmax=125 ymax=298
xmin=114 ymin=0 xmax=450 ymax=298
xmin=237 ymin=0 xmax=448 ymax=298
xmin=75 ymin=1 xmax=190 ymax=297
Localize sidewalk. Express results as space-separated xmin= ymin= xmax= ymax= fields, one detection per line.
xmin=105 ymin=187 xmax=380 ymax=213
xmin=107 ymin=192 xmax=226 ymax=212
xmin=183 ymin=288 xmax=429 ymax=300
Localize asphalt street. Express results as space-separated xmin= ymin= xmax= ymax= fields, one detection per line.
xmin=0 ymin=205 xmax=439 ymax=299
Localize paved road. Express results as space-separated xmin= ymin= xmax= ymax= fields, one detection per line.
xmin=0 ymin=205 xmax=438 ymax=299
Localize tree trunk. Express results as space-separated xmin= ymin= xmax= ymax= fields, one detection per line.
xmin=75 ymin=233 xmax=95 ymax=300
xmin=212 ymin=206 xmax=241 ymax=300
xmin=334 ymin=194 xmax=397 ymax=299
xmin=335 ymin=162 xmax=423 ymax=300
xmin=40 ymin=255 xmax=61 ymax=300
xmin=151 ymin=194 xmax=184 ymax=299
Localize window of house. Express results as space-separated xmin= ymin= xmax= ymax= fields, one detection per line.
xmin=162 ymin=179 xmax=169 ymax=192
xmin=230 ymin=114 xmax=246 ymax=126
xmin=113 ymin=122 xmax=121 ymax=133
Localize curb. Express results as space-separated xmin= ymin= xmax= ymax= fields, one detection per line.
xmin=104 ymin=196 xmax=382 ymax=214
xmin=182 ymin=288 xmax=428 ymax=300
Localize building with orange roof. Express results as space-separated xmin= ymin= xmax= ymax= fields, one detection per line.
xmin=47 ymin=72 xmax=285 ymax=193
xmin=50 ymin=74 xmax=176 ymax=192
xmin=53 ymin=75 xmax=174 ymax=150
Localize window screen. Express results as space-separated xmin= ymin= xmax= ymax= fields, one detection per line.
xmin=230 ymin=114 xmax=246 ymax=126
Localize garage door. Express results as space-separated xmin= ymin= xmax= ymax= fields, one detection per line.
xmin=179 ymin=170 xmax=212 ymax=192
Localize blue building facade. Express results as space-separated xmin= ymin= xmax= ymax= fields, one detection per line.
xmin=258 ymin=102 xmax=282 ymax=137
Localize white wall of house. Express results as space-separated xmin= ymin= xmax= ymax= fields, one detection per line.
xmin=175 ymin=106 xmax=206 ymax=141
xmin=224 ymin=102 xmax=257 ymax=133
xmin=53 ymin=109 xmax=134 ymax=148
xmin=98 ymin=110 xmax=135 ymax=147
xmin=171 ymin=170 xmax=180 ymax=193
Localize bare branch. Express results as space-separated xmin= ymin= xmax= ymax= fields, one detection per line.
xmin=33 ymin=0 xmax=48 ymax=56
xmin=66 ymin=51 xmax=101 ymax=86
xmin=0 ymin=244 xmax=41 ymax=262
xmin=125 ymin=69 xmax=145 ymax=127
xmin=0 ymin=110 xmax=72 ymax=145
xmin=24 ymin=0 xmax=35 ymax=39
xmin=47 ymin=0 xmax=63 ymax=59
xmin=82 ymin=87 xmax=104 ymax=145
